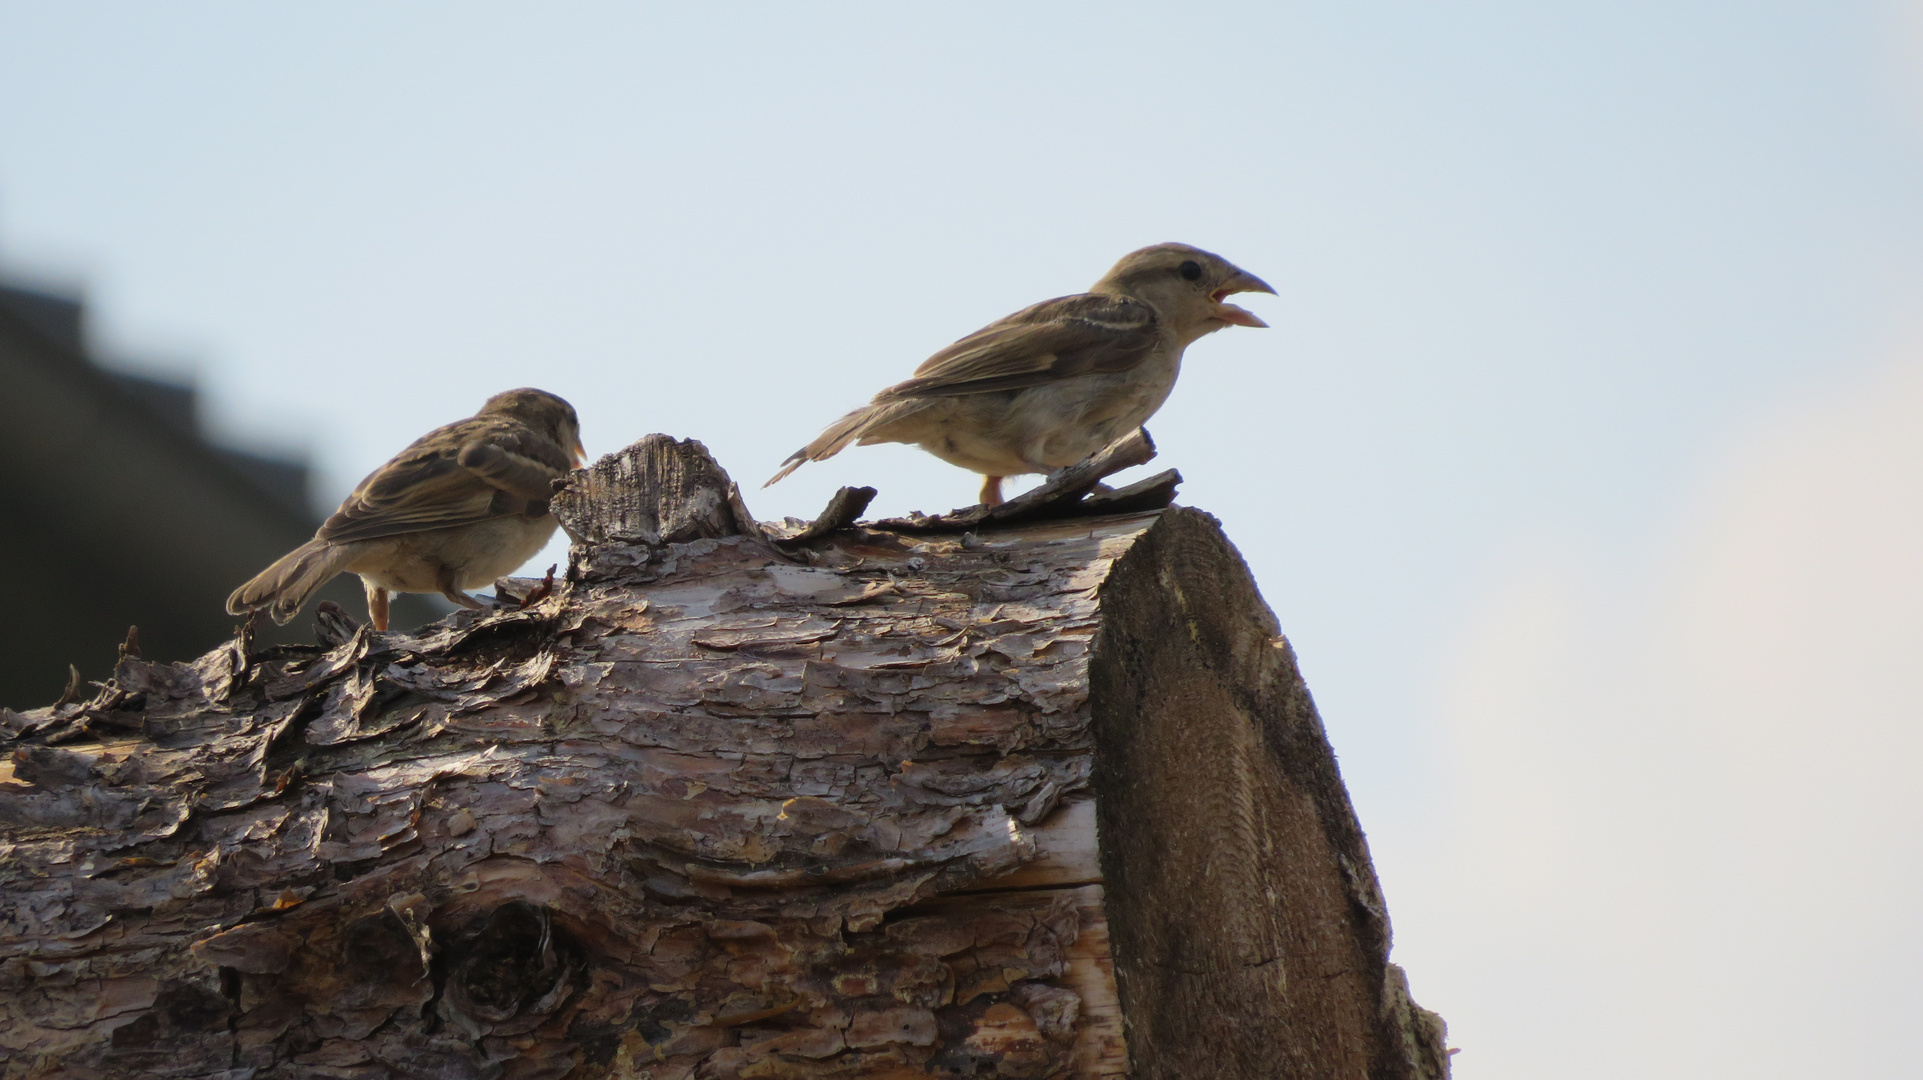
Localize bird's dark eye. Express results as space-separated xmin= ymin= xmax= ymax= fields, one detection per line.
xmin=1178 ymin=260 xmax=1203 ymax=281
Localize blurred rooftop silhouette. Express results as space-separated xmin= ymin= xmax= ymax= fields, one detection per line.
xmin=0 ymin=274 xmax=440 ymax=709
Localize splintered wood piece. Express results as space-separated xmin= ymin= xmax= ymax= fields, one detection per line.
xmin=777 ymin=485 xmax=879 ymax=546
xmin=1077 ymin=468 xmax=1182 ymax=518
xmin=492 ymin=564 xmax=559 ymax=609
xmin=982 ymin=427 xmax=1158 ymax=525
xmin=875 ymin=428 xmax=1168 ymax=534
xmin=53 ymin=663 xmax=82 ymax=707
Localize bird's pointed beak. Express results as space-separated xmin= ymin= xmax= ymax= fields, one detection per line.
xmin=1210 ymin=269 xmax=1276 ymax=328
xmin=1225 ymin=268 xmax=1277 ymax=297
xmin=571 ymin=438 xmax=587 ymax=468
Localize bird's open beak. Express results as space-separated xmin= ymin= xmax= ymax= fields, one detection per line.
xmin=1210 ymin=269 xmax=1277 ymax=328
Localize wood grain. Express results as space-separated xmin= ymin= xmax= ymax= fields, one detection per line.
xmin=1089 ymin=509 xmax=1450 ymax=1080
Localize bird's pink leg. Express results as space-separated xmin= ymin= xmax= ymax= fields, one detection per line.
xmin=979 ymin=475 xmax=1005 ymax=506
xmin=363 ymin=581 xmax=392 ymax=632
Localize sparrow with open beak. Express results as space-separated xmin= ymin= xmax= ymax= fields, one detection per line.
xmin=766 ymin=242 xmax=1274 ymax=505
xmin=226 ymin=388 xmax=585 ymax=631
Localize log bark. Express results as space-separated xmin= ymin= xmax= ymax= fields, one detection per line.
xmin=0 ymin=435 xmax=1448 ymax=1080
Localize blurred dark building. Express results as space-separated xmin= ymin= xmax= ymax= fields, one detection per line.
xmin=0 ymin=280 xmax=438 ymax=709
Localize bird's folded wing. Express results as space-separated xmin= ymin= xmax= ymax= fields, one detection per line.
xmin=318 ymin=419 xmax=568 ymax=544
xmin=456 ymin=434 xmax=568 ymax=500
xmin=877 ymin=293 xmax=1160 ymax=400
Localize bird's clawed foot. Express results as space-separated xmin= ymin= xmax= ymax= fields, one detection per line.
xmin=440 ymin=588 xmax=488 ymax=612
xmin=435 ymin=565 xmax=489 ymax=614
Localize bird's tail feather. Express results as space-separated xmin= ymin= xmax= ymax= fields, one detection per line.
xmin=764 ymin=400 xmax=927 ymax=487
xmin=226 ymin=539 xmax=354 ymax=625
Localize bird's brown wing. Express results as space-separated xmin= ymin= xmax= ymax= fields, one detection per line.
xmin=876 ymin=292 xmax=1160 ymax=401
xmin=318 ymin=416 xmax=569 ymax=544
xmin=453 ymin=423 xmax=572 ymax=500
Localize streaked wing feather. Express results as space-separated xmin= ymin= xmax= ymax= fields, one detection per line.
xmin=470 ymin=423 xmax=572 ymax=474
xmin=318 ymin=416 xmax=561 ymax=544
xmin=879 ymin=293 xmax=1159 ymax=400
xmin=457 ymin=441 xmax=567 ymax=501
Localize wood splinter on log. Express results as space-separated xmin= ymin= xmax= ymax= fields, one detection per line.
xmin=0 ymin=432 xmax=1450 ymax=1080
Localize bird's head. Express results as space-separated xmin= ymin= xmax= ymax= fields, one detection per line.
xmin=480 ymin=387 xmax=586 ymax=466
xmin=1093 ymin=243 xmax=1275 ymax=343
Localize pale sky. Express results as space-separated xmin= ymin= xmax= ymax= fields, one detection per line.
xmin=3 ymin=3 xmax=1920 ymax=1075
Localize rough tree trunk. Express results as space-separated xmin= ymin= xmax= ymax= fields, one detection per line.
xmin=0 ymin=435 xmax=1449 ymax=1080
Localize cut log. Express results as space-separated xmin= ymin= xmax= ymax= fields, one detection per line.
xmin=0 ymin=435 xmax=1448 ymax=1079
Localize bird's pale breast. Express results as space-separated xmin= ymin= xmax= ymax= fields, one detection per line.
xmin=894 ymin=344 xmax=1182 ymax=475
xmin=346 ymin=515 xmax=558 ymax=593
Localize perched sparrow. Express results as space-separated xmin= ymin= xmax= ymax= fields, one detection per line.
xmin=766 ymin=242 xmax=1274 ymax=505
xmin=227 ymin=388 xmax=584 ymax=631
